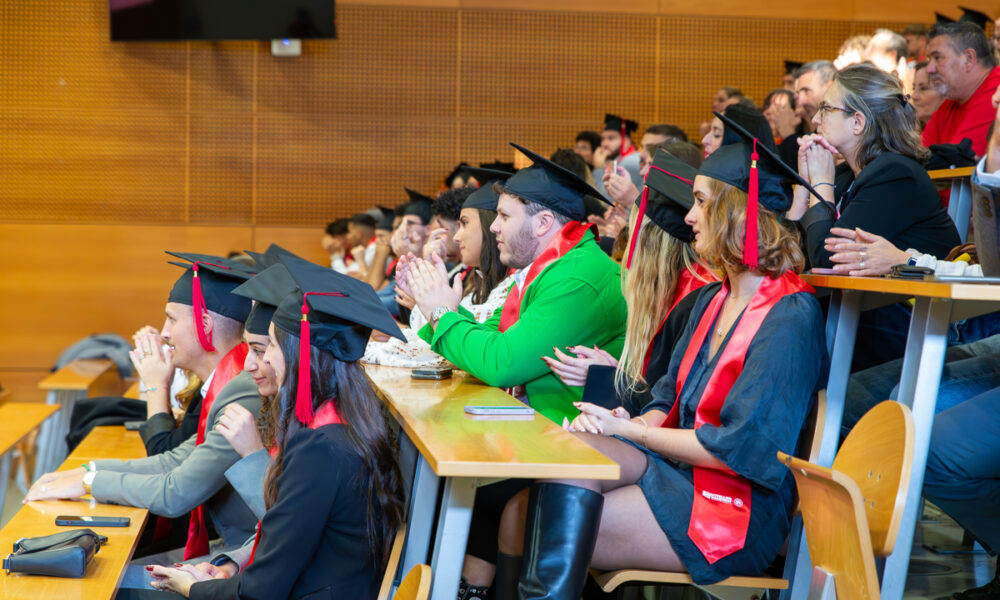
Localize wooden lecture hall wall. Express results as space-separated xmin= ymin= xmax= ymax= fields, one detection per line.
xmin=0 ymin=0 xmax=988 ymax=401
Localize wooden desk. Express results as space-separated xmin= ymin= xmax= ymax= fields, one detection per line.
xmin=798 ymin=274 xmax=1000 ymax=600
xmin=365 ymin=365 xmax=619 ymax=600
xmin=0 ymin=403 xmax=60 ymax=520
xmin=35 ymin=359 xmax=126 ymax=479
xmin=0 ymin=426 xmax=148 ymax=599
xmin=927 ymin=165 xmax=975 ymax=243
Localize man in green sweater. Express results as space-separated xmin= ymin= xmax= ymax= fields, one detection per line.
xmin=404 ymin=143 xmax=627 ymax=423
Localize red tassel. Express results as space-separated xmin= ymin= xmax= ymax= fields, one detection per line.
xmin=191 ymin=264 xmax=216 ymax=352
xmin=626 ymin=187 xmax=648 ymax=269
xmin=621 ymin=123 xmax=627 ymax=156
xmin=296 ymin=299 xmax=314 ymax=425
xmin=743 ymin=139 xmax=760 ymax=269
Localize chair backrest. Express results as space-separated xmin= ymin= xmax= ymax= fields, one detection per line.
xmin=778 ymin=400 xmax=913 ymax=600
xmin=377 ymin=525 xmax=407 ymax=600
xmin=832 ymin=400 xmax=914 ymax=556
xmin=394 ymin=564 xmax=432 ymax=600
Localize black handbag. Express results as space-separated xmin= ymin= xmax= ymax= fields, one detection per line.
xmin=3 ymin=529 xmax=107 ymax=578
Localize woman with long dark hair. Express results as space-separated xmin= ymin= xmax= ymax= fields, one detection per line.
xmin=364 ymin=168 xmax=515 ymax=367
xmin=146 ymin=255 xmax=407 ymax=600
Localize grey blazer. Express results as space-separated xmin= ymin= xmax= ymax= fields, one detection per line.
xmin=91 ymin=371 xmax=262 ymax=549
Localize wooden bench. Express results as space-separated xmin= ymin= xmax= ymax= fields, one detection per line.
xmin=0 ymin=426 xmax=149 ymax=599
xmin=590 ymin=391 xmax=827 ymax=600
xmin=35 ymin=359 xmax=128 ymax=478
xmin=0 ymin=403 xmax=60 ymax=522
xmin=928 ymin=166 xmax=975 ymax=243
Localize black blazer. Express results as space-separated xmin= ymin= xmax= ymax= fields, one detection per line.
xmin=190 ymin=425 xmax=382 ymax=600
xmin=582 ymin=291 xmax=699 ymax=416
xmin=801 ymin=152 xmax=961 ymax=268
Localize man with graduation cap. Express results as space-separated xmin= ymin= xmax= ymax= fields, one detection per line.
xmin=28 ymin=252 xmax=263 ymax=564
xmin=924 ymin=19 xmax=1000 ymax=155
xmin=405 ymin=143 xmax=627 ymax=424
xmin=593 ymin=113 xmax=644 ymax=194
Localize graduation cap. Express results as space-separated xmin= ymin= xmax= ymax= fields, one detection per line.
xmin=959 ymin=6 xmax=990 ymax=29
xmin=166 ymin=252 xmax=256 ymax=352
xmin=402 ymin=188 xmax=434 ymax=224
xmin=604 ymin=114 xmax=639 ymax=135
xmin=699 ymin=111 xmax=827 ymax=268
xmin=444 ymin=162 xmax=472 ymax=188
xmin=784 ymin=60 xmax=804 ymax=74
xmin=376 ymin=213 xmax=395 ymax=231
xmin=936 ymin=11 xmax=956 ymax=23
xmin=232 ymin=263 xmax=300 ymax=336
xmin=625 ymin=150 xmax=697 ymax=268
xmin=480 ymin=161 xmax=516 ymax=173
xmin=461 ymin=166 xmax=515 ymax=211
xmin=503 ymin=143 xmax=610 ymax=221
xmin=721 ymin=104 xmax=776 ymax=151
xmin=272 ymin=254 xmax=405 ymax=424
xmin=244 ymin=244 xmax=298 ymax=269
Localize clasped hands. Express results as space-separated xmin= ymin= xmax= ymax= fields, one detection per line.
xmin=24 ymin=467 xmax=88 ymax=503
xmin=564 ymin=401 xmax=640 ymax=439
xmin=824 ymin=226 xmax=909 ymax=276
xmin=130 ymin=326 xmax=173 ymax=391
xmin=149 ymin=560 xmax=237 ymax=596
xmin=396 ymin=253 xmax=462 ymax=325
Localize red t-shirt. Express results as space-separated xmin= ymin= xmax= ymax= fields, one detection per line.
xmin=922 ymin=67 xmax=1000 ymax=156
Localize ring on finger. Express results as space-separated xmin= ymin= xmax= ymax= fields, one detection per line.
xmin=859 ymin=260 xmax=866 ymax=269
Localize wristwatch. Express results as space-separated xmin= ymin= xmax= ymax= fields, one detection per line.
xmin=430 ymin=305 xmax=453 ymax=325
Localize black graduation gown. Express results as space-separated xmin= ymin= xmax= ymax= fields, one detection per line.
xmin=189 ymin=424 xmax=382 ymax=600
xmin=582 ymin=291 xmax=699 ymax=416
xmin=633 ymin=283 xmax=827 ymax=584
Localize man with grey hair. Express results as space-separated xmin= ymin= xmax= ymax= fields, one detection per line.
xmin=865 ymin=29 xmax=914 ymax=91
xmin=793 ymin=60 xmax=836 ymax=130
xmin=923 ymin=21 xmax=1000 ymax=155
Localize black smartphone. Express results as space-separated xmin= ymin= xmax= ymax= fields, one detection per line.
xmin=411 ymin=367 xmax=452 ymax=380
xmin=888 ymin=264 xmax=934 ymax=279
xmin=123 ymin=420 xmax=144 ymax=431
xmin=56 ymin=515 xmax=130 ymax=527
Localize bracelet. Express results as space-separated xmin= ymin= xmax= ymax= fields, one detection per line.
xmin=813 ymin=181 xmax=834 ymax=189
xmin=635 ymin=416 xmax=649 ymax=449
xmin=81 ymin=463 xmax=91 ymax=472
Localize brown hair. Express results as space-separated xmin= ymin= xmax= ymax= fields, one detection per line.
xmin=699 ymin=179 xmax=804 ymax=277
xmin=834 ymin=64 xmax=929 ymax=169
xmin=463 ymin=208 xmax=509 ymax=305
xmin=265 ymin=327 xmax=405 ymax=573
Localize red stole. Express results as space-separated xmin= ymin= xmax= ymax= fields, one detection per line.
xmin=182 ymin=342 xmax=249 ymax=560
xmin=498 ymin=221 xmax=596 ymax=332
xmin=666 ymin=271 xmax=812 ymax=564
xmin=640 ymin=264 xmax=718 ymax=375
xmin=247 ymin=401 xmax=342 ymax=565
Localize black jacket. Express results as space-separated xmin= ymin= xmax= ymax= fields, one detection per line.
xmin=801 ymin=152 xmax=960 ymax=268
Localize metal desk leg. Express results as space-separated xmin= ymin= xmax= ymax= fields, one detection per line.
xmin=947 ymin=178 xmax=972 ymax=244
xmin=428 ymin=477 xmax=478 ymax=600
xmin=782 ymin=290 xmax=862 ymax=600
xmin=33 ymin=390 xmax=80 ymax=480
xmin=880 ymin=297 xmax=952 ymax=600
xmin=0 ymin=451 xmax=12 ymax=524
xmin=400 ymin=446 xmax=441 ymax=585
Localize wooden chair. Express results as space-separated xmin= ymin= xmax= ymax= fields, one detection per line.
xmin=590 ymin=391 xmax=827 ymax=600
xmin=377 ymin=525 xmax=407 ymax=600
xmin=778 ymin=400 xmax=914 ymax=600
xmin=394 ymin=564 xmax=432 ymax=600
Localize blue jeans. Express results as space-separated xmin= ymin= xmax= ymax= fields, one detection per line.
xmin=376 ymin=281 xmax=399 ymax=318
xmin=843 ymin=334 xmax=1000 ymax=438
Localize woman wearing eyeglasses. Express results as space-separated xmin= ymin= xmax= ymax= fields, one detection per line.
xmin=787 ymin=63 xmax=960 ymax=370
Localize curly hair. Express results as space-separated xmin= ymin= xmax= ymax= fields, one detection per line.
xmin=432 ymin=187 xmax=473 ymax=223
xmin=699 ymin=178 xmax=804 ymax=278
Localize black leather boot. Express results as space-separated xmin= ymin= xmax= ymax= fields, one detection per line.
xmin=493 ymin=551 xmax=523 ymax=600
xmin=517 ymin=482 xmax=604 ymax=600
xmin=954 ymin=564 xmax=1000 ymax=600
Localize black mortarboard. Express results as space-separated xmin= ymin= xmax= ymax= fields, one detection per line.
xmin=603 ymin=114 xmax=639 ymax=135
xmin=244 ymin=244 xmax=297 ymax=270
xmin=504 ymin=143 xmax=611 ymax=221
xmin=166 ymin=252 xmax=256 ymax=351
xmin=721 ymin=104 xmax=776 ymax=151
xmin=784 ymin=60 xmax=804 ymax=74
xmin=232 ymin=263 xmax=300 ymax=335
xmin=272 ymin=254 xmax=404 ymax=423
xmin=402 ymin=188 xmax=434 ymax=224
xmin=625 ymin=150 xmax=697 ymax=267
xmin=445 ymin=163 xmax=471 ymax=188
xmin=376 ymin=213 xmax=395 ymax=231
xmin=959 ymin=6 xmax=990 ymax=29
xmin=936 ymin=12 xmax=956 ymax=23
xmin=461 ymin=167 xmax=515 ymax=211
xmin=700 ymin=112 xmax=826 ymax=268
xmin=480 ymin=161 xmax=516 ymax=173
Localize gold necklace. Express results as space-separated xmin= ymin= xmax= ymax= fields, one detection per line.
xmin=715 ymin=292 xmax=755 ymax=337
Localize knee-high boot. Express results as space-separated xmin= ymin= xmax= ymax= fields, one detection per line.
xmin=492 ymin=551 xmax=523 ymax=600
xmin=517 ymin=482 xmax=604 ymax=600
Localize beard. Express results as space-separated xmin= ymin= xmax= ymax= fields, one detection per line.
xmin=500 ymin=220 xmax=541 ymax=269
xmin=929 ymin=74 xmax=949 ymax=96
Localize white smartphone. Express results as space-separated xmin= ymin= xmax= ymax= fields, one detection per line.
xmin=464 ymin=405 xmax=535 ymax=416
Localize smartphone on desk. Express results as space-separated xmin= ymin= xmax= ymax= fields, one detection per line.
xmin=411 ymin=367 xmax=452 ymax=380
xmin=464 ymin=405 xmax=535 ymax=417
xmin=56 ymin=515 xmax=130 ymax=527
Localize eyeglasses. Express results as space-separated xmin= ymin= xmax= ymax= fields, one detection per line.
xmin=817 ymin=102 xmax=856 ymax=117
